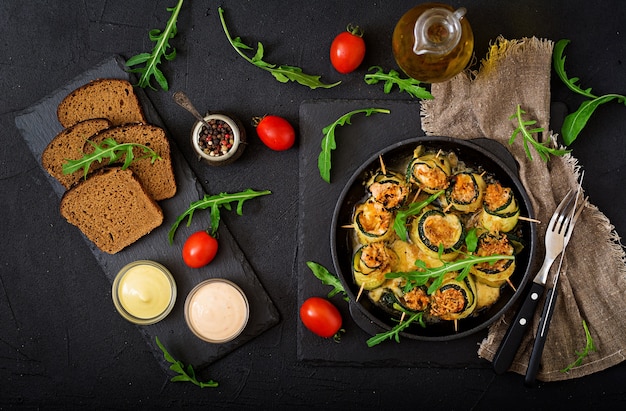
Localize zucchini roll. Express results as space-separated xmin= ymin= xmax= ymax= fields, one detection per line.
xmin=443 ymin=171 xmax=486 ymax=213
xmin=480 ymin=182 xmax=520 ymax=232
xmin=406 ymin=146 xmax=451 ymax=194
xmin=354 ymin=200 xmax=395 ymax=244
xmin=470 ymin=232 xmax=516 ymax=287
xmin=353 ymin=243 xmax=398 ymax=290
xmin=367 ymin=171 xmax=409 ymax=210
xmin=429 ymin=273 xmax=477 ymax=321
xmin=409 ymin=209 xmax=464 ymax=261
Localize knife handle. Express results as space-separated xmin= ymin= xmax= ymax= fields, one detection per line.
xmin=525 ymin=287 xmax=557 ymax=386
xmin=492 ymin=281 xmax=546 ymax=374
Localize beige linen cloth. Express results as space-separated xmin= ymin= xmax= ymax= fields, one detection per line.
xmin=421 ymin=36 xmax=626 ymax=381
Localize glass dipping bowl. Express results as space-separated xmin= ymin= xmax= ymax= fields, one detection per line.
xmin=112 ymin=260 xmax=177 ymax=325
xmin=184 ymin=278 xmax=250 ymax=343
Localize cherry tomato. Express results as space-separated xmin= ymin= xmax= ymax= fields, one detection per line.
xmin=299 ymin=297 xmax=342 ymax=338
xmin=330 ymin=24 xmax=366 ymax=74
xmin=254 ymin=115 xmax=296 ymax=151
xmin=182 ymin=231 xmax=219 ymax=268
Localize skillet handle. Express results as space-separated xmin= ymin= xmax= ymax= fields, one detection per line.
xmin=492 ymin=281 xmax=545 ymax=374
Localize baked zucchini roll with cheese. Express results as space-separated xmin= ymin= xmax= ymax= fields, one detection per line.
xmin=367 ymin=171 xmax=409 ymax=210
xmin=409 ymin=209 xmax=464 ymax=261
xmin=470 ymin=232 xmax=516 ymax=287
xmin=481 ymin=182 xmax=520 ymax=232
xmin=406 ymin=146 xmax=451 ymax=194
xmin=353 ymin=201 xmax=395 ymax=244
xmin=429 ymin=273 xmax=477 ymax=321
xmin=442 ymin=171 xmax=486 ymax=213
xmin=353 ymin=242 xmax=398 ymax=290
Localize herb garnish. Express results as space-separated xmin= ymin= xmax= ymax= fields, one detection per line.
xmin=318 ymin=108 xmax=390 ymax=183
xmin=553 ymin=39 xmax=626 ymax=145
xmin=364 ymin=66 xmax=434 ymax=99
xmin=393 ymin=190 xmax=444 ymax=242
xmin=125 ymin=0 xmax=183 ymax=91
xmin=366 ymin=311 xmax=425 ymax=347
xmin=155 ymin=336 xmax=218 ymax=388
xmin=306 ymin=261 xmax=348 ymax=302
xmin=561 ymin=320 xmax=596 ymax=373
xmin=218 ymin=7 xmax=340 ymax=90
xmin=168 ymin=189 xmax=271 ymax=244
xmin=387 ymin=251 xmax=512 ymax=295
xmin=62 ymin=137 xmax=161 ymax=178
xmin=509 ymin=104 xmax=570 ymax=162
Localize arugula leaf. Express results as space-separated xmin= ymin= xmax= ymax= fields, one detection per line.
xmin=218 ymin=7 xmax=340 ymax=90
xmin=561 ymin=320 xmax=596 ymax=372
xmin=306 ymin=261 xmax=348 ymax=301
xmin=62 ymin=137 xmax=161 ymax=178
xmin=509 ymin=105 xmax=570 ymax=162
xmin=169 ymin=189 xmax=271 ymax=244
xmin=553 ymin=39 xmax=597 ymax=99
xmin=553 ymin=39 xmax=626 ymax=145
xmin=387 ymin=253 xmax=514 ymax=295
xmin=364 ymin=66 xmax=433 ymax=99
xmin=393 ymin=190 xmax=443 ymax=241
xmin=126 ymin=0 xmax=183 ymax=91
xmin=561 ymin=94 xmax=626 ymax=146
xmin=318 ymin=108 xmax=391 ymax=183
xmin=155 ymin=336 xmax=218 ymax=388
xmin=366 ymin=311 xmax=425 ymax=347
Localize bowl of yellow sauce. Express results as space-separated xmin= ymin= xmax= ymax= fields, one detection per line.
xmin=184 ymin=279 xmax=249 ymax=343
xmin=112 ymin=260 xmax=177 ymax=325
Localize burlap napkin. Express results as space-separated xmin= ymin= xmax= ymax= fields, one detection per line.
xmin=421 ymin=36 xmax=626 ymax=381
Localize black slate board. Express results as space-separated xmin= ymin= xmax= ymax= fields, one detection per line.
xmin=14 ymin=55 xmax=279 ymax=372
xmin=297 ymin=99 xmax=489 ymax=367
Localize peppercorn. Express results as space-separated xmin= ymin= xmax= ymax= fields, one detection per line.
xmin=198 ymin=119 xmax=235 ymax=157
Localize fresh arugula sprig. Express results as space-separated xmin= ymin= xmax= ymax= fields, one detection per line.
xmin=169 ymin=189 xmax=271 ymax=244
xmin=387 ymin=229 xmax=511 ymax=295
xmin=393 ymin=190 xmax=444 ymax=241
xmin=509 ymin=105 xmax=570 ymax=162
xmin=62 ymin=137 xmax=161 ymax=178
xmin=553 ymin=39 xmax=626 ymax=145
xmin=126 ymin=0 xmax=183 ymax=91
xmin=366 ymin=311 xmax=425 ymax=347
xmin=306 ymin=261 xmax=348 ymax=302
xmin=218 ymin=7 xmax=340 ymax=90
xmin=155 ymin=336 xmax=218 ymax=388
xmin=364 ymin=66 xmax=433 ymax=99
xmin=318 ymin=108 xmax=390 ymax=183
xmin=561 ymin=320 xmax=596 ymax=373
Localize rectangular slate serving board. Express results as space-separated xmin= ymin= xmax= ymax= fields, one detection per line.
xmin=297 ymin=99 xmax=489 ymax=367
xmin=14 ymin=55 xmax=279 ymax=372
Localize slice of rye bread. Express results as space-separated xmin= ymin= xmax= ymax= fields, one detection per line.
xmin=86 ymin=124 xmax=177 ymax=201
xmin=60 ymin=167 xmax=164 ymax=254
xmin=57 ymin=78 xmax=147 ymax=128
xmin=41 ymin=118 xmax=112 ymax=189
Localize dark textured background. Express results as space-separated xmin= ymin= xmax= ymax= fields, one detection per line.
xmin=1 ymin=0 xmax=625 ymax=408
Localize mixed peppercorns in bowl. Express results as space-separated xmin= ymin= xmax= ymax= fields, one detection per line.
xmin=190 ymin=113 xmax=246 ymax=166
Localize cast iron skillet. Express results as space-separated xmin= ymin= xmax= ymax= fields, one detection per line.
xmin=330 ymin=136 xmax=538 ymax=341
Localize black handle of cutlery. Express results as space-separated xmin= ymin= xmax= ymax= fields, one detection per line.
xmin=492 ymin=281 xmax=546 ymax=374
xmin=524 ymin=287 xmax=557 ymax=386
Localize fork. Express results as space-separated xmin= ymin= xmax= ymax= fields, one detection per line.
xmin=492 ymin=189 xmax=581 ymax=374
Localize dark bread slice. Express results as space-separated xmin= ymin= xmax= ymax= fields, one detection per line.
xmin=60 ymin=167 xmax=164 ymax=254
xmin=41 ymin=118 xmax=112 ymax=189
xmin=57 ymin=78 xmax=147 ymax=128
xmin=87 ymin=124 xmax=177 ymax=201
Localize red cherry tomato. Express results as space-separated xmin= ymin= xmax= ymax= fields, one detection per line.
xmin=299 ymin=297 xmax=342 ymax=338
xmin=182 ymin=231 xmax=219 ymax=268
xmin=330 ymin=24 xmax=366 ymax=74
xmin=254 ymin=115 xmax=296 ymax=151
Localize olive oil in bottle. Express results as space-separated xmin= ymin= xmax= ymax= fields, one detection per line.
xmin=392 ymin=3 xmax=474 ymax=83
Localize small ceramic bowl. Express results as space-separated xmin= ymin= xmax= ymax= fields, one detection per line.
xmin=112 ymin=260 xmax=177 ymax=325
xmin=190 ymin=113 xmax=246 ymax=166
xmin=184 ymin=278 xmax=250 ymax=343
